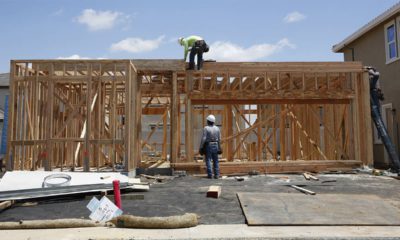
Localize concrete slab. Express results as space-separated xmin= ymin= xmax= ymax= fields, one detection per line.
xmin=1 ymin=174 xmax=400 ymax=227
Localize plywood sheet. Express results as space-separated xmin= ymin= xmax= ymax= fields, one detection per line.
xmin=237 ymin=192 xmax=400 ymax=226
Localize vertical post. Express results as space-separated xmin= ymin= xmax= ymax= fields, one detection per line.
xmin=6 ymin=61 xmax=16 ymax=171
xmin=84 ymin=64 xmax=92 ymax=172
xmin=223 ymin=105 xmax=233 ymax=161
xmin=280 ymin=105 xmax=286 ymax=161
xmin=185 ymin=72 xmax=193 ymax=162
xmin=45 ymin=63 xmax=55 ymax=171
xmin=359 ymin=71 xmax=373 ymax=165
xmin=96 ymin=65 xmax=102 ymax=170
xmin=257 ymin=105 xmax=262 ymax=161
xmin=131 ymin=64 xmax=141 ymax=170
xmin=32 ymin=64 xmax=39 ymax=170
xmin=290 ymin=105 xmax=297 ymax=160
xmin=272 ymin=105 xmax=277 ymax=160
xmin=124 ymin=63 xmax=132 ymax=171
xmin=162 ymin=108 xmax=168 ymax=160
xmin=170 ymin=72 xmax=179 ymax=163
xmin=351 ymin=72 xmax=361 ymax=162
xmin=111 ymin=65 xmax=117 ymax=170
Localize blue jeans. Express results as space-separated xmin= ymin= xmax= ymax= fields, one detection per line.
xmin=205 ymin=142 xmax=219 ymax=178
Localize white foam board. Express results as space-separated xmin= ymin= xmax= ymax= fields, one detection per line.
xmin=0 ymin=171 xmax=129 ymax=191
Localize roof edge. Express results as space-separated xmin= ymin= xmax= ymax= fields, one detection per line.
xmin=332 ymin=2 xmax=400 ymax=53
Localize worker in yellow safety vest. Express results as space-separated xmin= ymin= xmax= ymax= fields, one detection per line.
xmin=178 ymin=35 xmax=209 ymax=70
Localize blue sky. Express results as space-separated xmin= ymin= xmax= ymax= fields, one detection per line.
xmin=0 ymin=0 xmax=399 ymax=73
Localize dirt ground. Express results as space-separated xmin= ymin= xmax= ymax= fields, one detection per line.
xmin=1 ymin=173 xmax=400 ymax=225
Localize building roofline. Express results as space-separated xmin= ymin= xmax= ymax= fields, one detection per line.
xmin=332 ymin=2 xmax=400 ymax=53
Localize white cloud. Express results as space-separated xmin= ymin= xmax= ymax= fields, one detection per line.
xmin=57 ymin=54 xmax=89 ymax=59
xmin=205 ymin=38 xmax=295 ymax=61
xmin=77 ymin=9 xmax=125 ymax=31
xmin=57 ymin=55 xmax=108 ymax=59
xmin=283 ymin=11 xmax=306 ymax=23
xmin=110 ymin=36 xmax=165 ymax=53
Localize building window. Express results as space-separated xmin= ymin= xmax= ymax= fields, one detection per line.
xmin=384 ymin=20 xmax=398 ymax=63
xmin=388 ymin=25 xmax=397 ymax=58
xmin=398 ymin=16 xmax=400 ymax=59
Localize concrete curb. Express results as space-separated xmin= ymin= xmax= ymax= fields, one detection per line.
xmin=2 ymin=224 xmax=400 ymax=240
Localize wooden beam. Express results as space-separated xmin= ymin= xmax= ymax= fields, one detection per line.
xmin=133 ymin=66 xmax=142 ymax=168
xmin=171 ymin=160 xmax=362 ymax=174
xmin=201 ymin=61 xmax=364 ymax=73
xmin=124 ymin=63 xmax=133 ymax=171
xmin=191 ymin=99 xmax=351 ymax=105
xmin=170 ymin=72 xmax=179 ymax=163
xmin=185 ymin=72 xmax=193 ymax=162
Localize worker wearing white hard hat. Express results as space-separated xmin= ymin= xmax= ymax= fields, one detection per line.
xmin=199 ymin=114 xmax=222 ymax=179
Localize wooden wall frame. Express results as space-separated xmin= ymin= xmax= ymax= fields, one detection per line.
xmin=6 ymin=60 xmax=373 ymax=173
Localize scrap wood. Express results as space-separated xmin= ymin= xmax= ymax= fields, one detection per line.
xmin=290 ymin=185 xmax=316 ymax=195
xmin=321 ymin=179 xmax=337 ymax=183
xmin=303 ymin=172 xmax=311 ymax=180
xmin=0 ymin=201 xmax=13 ymax=211
xmin=207 ymin=186 xmax=221 ymax=198
xmin=0 ymin=219 xmax=104 ymax=229
xmin=140 ymin=174 xmax=172 ymax=181
xmin=110 ymin=213 xmax=198 ymax=229
xmin=303 ymin=172 xmax=319 ymax=181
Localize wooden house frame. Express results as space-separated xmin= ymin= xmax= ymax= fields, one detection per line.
xmin=6 ymin=60 xmax=373 ymax=174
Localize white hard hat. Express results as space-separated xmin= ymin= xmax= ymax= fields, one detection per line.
xmin=206 ymin=114 xmax=216 ymax=123
xmin=178 ymin=37 xmax=184 ymax=45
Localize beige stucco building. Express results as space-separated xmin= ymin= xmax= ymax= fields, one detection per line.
xmin=333 ymin=2 xmax=400 ymax=168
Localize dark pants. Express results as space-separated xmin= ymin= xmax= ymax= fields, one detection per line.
xmin=189 ymin=40 xmax=206 ymax=70
xmin=205 ymin=142 xmax=220 ymax=178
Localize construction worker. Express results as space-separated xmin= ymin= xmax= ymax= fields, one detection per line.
xmin=199 ymin=114 xmax=222 ymax=179
xmin=178 ymin=35 xmax=209 ymax=70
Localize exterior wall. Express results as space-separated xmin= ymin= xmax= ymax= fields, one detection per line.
xmin=342 ymin=13 xmax=400 ymax=168
xmin=0 ymin=88 xmax=9 ymax=154
xmin=0 ymin=88 xmax=9 ymax=111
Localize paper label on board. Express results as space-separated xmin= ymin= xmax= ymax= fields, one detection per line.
xmin=86 ymin=196 xmax=123 ymax=222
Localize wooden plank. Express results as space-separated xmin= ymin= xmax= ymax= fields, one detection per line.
xmin=272 ymin=105 xmax=277 ymax=160
xmin=207 ymin=186 xmax=221 ymax=198
xmin=0 ymin=201 xmax=13 ymax=211
xmin=133 ymin=67 xmax=142 ymax=168
xmin=202 ymin=62 xmax=364 ymax=73
xmin=83 ymin=64 xmax=92 ymax=172
xmin=351 ymin=73 xmax=361 ymax=162
xmin=191 ymin=99 xmax=352 ymax=105
xmin=185 ymin=73 xmax=193 ymax=162
xmin=124 ymin=63 xmax=133 ymax=171
xmin=280 ymin=105 xmax=286 ymax=161
xmin=257 ymin=106 xmax=262 ymax=161
xmin=170 ymin=72 xmax=179 ymax=163
xmin=360 ymin=71 xmax=373 ymax=166
xmin=172 ymin=160 xmax=362 ymax=174
xmin=131 ymin=59 xmax=185 ymax=72
xmin=45 ymin=64 xmax=55 ymax=171
xmin=226 ymin=105 xmax=233 ymax=161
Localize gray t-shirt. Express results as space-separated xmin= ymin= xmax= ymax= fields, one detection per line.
xmin=199 ymin=125 xmax=221 ymax=149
